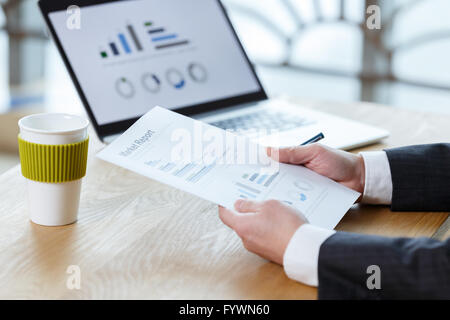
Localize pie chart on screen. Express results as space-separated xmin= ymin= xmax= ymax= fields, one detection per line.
xmin=115 ymin=77 xmax=135 ymax=99
xmin=141 ymin=73 xmax=161 ymax=93
xmin=166 ymin=68 xmax=185 ymax=89
xmin=188 ymin=62 xmax=208 ymax=83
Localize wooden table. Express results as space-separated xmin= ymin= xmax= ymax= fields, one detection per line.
xmin=0 ymin=98 xmax=449 ymax=299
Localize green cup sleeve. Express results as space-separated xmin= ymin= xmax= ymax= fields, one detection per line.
xmin=18 ymin=135 xmax=89 ymax=183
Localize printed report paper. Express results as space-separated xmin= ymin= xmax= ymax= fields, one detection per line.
xmin=97 ymin=107 xmax=360 ymax=229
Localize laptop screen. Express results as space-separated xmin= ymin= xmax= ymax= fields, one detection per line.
xmin=48 ymin=0 xmax=263 ymax=126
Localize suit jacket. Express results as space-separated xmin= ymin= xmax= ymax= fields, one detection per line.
xmin=318 ymin=143 xmax=450 ymax=299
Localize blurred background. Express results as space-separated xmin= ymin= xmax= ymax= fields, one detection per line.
xmin=1 ymin=0 xmax=450 ymax=174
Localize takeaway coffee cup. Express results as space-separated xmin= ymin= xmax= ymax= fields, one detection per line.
xmin=18 ymin=113 xmax=89 ymax=226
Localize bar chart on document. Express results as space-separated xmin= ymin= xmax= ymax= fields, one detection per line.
xmin=128 ymin=123 xmax=227 ymax=190
xmin=126 ymin=126 xmax=259 ymax=202
xmin=232 ymin=165 xmax=328 ymax=218
xmin=144 ymin=158 xmax=217 ymax=184
xmin=132 ymin=135 xmax=326 ymax=217
xmin=143 ymin=158 xmax=325 ymax=219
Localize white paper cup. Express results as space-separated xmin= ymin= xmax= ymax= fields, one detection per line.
xmin=18 ymin=113 xmax=89 ymax=226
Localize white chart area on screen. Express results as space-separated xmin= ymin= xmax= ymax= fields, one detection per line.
xmin=49 ymin=0 xmax=262 ymax=124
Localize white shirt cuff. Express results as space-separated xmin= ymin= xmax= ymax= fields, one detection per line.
xmin=360 ymin=151 xmax=393 ymax=205
xmin=283 ymin=224 xmax=335 ymax=287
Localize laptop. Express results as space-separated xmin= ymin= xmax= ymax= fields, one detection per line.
xmin=39 ymin=0 xmax=389 ymax=149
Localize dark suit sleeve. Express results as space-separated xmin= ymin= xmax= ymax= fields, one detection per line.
xmin=318 ymin=232 xmax=450 ymax=299
xmin=317 ymin=143 xmax=450 ymax=299
xmin=385 ymin=143 xmax=450 ymax=211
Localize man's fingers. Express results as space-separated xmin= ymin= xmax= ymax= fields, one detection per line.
xmin=234 ymin=199 xmax=261 ymax=213
xmin=218 ymin=206 xmax=238 ymax=229
xmin=267 ymin=145 xmax=318 ymax=164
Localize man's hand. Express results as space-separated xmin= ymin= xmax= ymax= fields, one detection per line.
xmin=219 ymin=200 xmax=307 ymax=265
xmin=267 ymin=144 xmax=365 ymax=195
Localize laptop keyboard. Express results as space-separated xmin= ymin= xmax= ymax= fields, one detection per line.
xmin=209 ymin=110 xmax=315 ymax=137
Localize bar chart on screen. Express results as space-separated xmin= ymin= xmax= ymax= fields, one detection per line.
xmin=98 ymin=22 xmax=144 ymax=59
xmin=98 ymin=20 xmax=194 ymax=64
xmin=143 ymin=20 xmax=191 ymax=51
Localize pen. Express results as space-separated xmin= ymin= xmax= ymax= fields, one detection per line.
xmin=300 ymin=132 xmax=325 ymax=146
